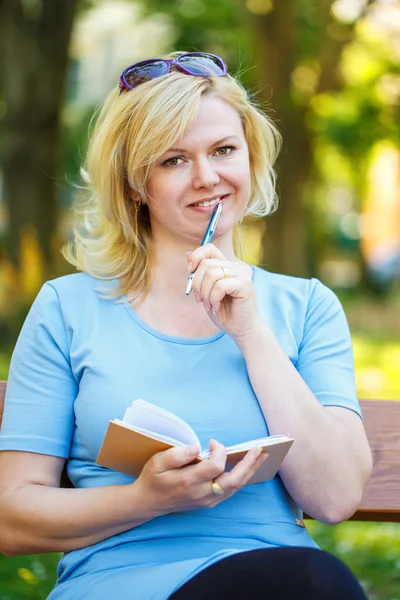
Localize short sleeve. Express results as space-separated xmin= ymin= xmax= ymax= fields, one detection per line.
xmin=0 ymin=283 xmax=77 ymax=457
xmin=296 ymin=279 xmax=361 ymax=418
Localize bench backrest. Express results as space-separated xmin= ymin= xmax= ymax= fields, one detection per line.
xmin=0 ymin=381 xmax=399 ymax=522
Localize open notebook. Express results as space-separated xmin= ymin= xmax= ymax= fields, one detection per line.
xmin=96 ymin=399 xmax=294 ymax=485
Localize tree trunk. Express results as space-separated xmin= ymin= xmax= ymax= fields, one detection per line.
xmin=246 ymin=2 xmax=311 ymax=276
xmin=0 ymin=0 xmax=79 ymax=274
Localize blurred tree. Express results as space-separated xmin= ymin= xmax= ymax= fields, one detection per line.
xmin=246 ymin=0 xmax=357 ymax=276
xmin=309 ymin=20 xmax=400 ymax=291
xmin=0 ymin=0 xmax=81 ymax=277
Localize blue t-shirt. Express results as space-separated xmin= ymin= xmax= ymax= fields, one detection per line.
xmin=0 ymin=267 xmax=361 ymax=600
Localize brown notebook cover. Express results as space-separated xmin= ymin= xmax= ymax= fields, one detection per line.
xmin=96 ymin=421 xmax=294 ymax=485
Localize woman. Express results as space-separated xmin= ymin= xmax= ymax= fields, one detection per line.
xmin=0 ymin=52 xmax=372 ymax=599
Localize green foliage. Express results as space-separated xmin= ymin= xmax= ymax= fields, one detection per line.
xmin=310 ymin=33 xmax=400 ymax=167
xmin=0 ymin=353 xmax=9 ymax=380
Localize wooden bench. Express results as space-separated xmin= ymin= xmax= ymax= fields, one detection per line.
xmin=0 ymin=380 xmax=399 ymax=522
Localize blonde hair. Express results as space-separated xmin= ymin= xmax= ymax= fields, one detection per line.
xmin=63 ymin=58 xmax=281 ymax=301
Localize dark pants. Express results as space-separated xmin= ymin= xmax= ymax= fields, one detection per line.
xmin=169 ymin=547 xmax=367 ymax=599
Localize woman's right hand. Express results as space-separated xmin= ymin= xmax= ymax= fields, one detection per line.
xmin=134 ymin=440 xmax=267 ymax=516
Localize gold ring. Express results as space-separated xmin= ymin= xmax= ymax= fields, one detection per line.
xmin=211 ymin=480 xmax=225 ymax=496
xmin=222 ymin=267 xmax=230 ymax=279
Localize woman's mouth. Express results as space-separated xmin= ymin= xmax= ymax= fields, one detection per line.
xmin=189 ymin=194 xmax=229 ymax=209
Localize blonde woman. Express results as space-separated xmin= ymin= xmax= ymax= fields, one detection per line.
xmin=0 ymin=53 xmax=371 ymax=599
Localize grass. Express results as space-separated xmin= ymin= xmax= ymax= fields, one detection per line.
xmin=309 ymin=521 xmax=400 ymax=600
xmin=0 ymin=553 xmax=61 ymax=600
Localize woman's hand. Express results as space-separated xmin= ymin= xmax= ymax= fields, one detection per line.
xmin=134 ymin=440 xmax=267 ymax=517
xmin=187 ymin=244 xmax=263 ymax=341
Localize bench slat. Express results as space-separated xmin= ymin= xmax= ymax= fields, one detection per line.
xmin=1 ymin=381 xmax=399 ymax=522
xmin=350 ymin=400 xmax=400 ymax=521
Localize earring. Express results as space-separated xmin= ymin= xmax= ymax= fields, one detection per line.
xmin=134 ymin=200 xmax=141 ymax=240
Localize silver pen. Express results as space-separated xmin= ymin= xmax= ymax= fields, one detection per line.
xmin=185 ymin=201 xmax=223 ymax=296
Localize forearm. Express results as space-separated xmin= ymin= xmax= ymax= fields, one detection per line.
xmin=0 ymin=481 xmax=159 ymax=555
xmin=235 ymin=324 xmax=371 ymax=523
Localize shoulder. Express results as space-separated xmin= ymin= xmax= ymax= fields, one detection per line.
xmin=251 ymin=267 xmax=345 ymax=337
xmin=252 ymin=266 xmax=334 ymax=305
xmin=46 ymin=272 xmax=102 ymax=296
xmin=42 ymin=273 xmax=117 ymax=308
xmin=28 ymin=273 xmax=118 ymax=332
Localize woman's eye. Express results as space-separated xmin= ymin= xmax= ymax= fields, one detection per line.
xmin=162 ymin=156 xmax=184 ymax=167
xmin=215 ymin=146 xmax=235 ymax=156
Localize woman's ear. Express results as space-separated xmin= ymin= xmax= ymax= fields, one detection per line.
xmin=125 ymin=182 xmax=140 ymax=203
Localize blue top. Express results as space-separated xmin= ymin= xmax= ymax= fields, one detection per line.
xmin=0 ymin=267 xmax=361 ymax=600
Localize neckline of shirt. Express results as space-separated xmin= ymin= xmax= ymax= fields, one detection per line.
xmin=118 ymin=265 xmax=258 ymax=346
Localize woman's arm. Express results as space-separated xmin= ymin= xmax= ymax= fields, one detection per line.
xmin=0 ymin=442 xmax=265 ymax=555
xmin=0 ymin=451 xmax=160 ymax=555
xmin=187 ymin=245 xmax=373 ymax=524
xmin=235 ymin=325 xmax=373 ymax=524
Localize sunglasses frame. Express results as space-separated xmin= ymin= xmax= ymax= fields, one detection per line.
xmin=119 ymin=52 xmax=228 ymax=93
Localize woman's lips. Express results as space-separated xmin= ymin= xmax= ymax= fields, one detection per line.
xmin=189 ymin=195 xmax=228 ymax=212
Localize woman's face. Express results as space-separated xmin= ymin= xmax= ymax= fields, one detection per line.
xmin=145 ymin=94 xmax=251 ymax=248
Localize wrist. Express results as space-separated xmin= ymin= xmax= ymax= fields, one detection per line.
xmin=132 ymin=478 xmax=168 ymax=520
xmin=123 ymin=480 xmax=165 ymax=524
xmin=232 ymin=322 xmax=274 ymax=355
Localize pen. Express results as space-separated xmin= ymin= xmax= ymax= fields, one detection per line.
xmin=185 ymin=201 xmax=223 ymax=296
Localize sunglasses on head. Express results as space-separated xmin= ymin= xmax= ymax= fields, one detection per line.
xmin=119 ymin=52 xmax=228 ymax=93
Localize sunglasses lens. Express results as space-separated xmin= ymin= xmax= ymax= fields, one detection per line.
xmin=124 ymin=60 xmax=169 ymax=88
xmin=177 ymin=54 xmax=226 ymax=76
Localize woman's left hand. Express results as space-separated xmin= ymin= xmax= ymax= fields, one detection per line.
xmin=187 ymin=244 xmax=263 ymax=342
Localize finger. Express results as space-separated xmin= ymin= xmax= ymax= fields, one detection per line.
xmin=152 ymin=445 xmax=199 ymax=473
xmin=190 ymin=259 xmax=225 ymax=302
xmin=199 ymin=266 xmax=230 ymax=309
xmin=208 ymin=275 xmax=251 ymax=314
xmin=194 ymin=439 xmax=227 ymax=482
xmin=188 ymin=244 xmax=226 ymax=271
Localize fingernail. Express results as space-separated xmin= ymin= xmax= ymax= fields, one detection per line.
xmin=194 ymin=292 xmax=200 ymax=302
xmin=187 ymin=262 xmax=193 ymax=272
xmin=187 ymin=445 xmax=198 ymax=456
xmin=204 ymin=302 xmax=210 ymax=311
xmin=186 ymin=251 xmax=192 ymax=256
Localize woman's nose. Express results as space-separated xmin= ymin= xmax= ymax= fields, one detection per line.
xmin=192 ymin=158 xmax=220 ymax=190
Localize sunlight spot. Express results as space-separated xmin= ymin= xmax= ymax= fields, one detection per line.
xmin=17 ymin=568 xmax=39 ymax=585
xmin=356 ymin=368 xmax=386 ymax=394
xmin=245 ymin=0 xmax=273 ymax=16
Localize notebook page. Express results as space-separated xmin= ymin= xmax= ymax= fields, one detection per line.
xmin=123 ymin=399 xmax=201 ymax=450
xmin=113 ymin=419 xmax=189 ymax=447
